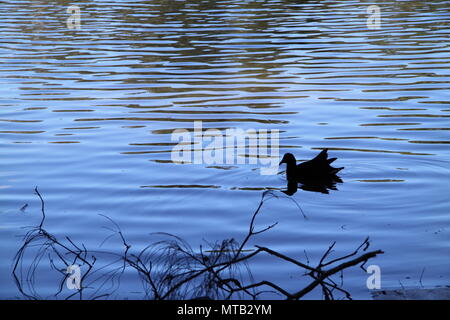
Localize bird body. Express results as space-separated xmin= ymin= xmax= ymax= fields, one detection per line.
xmin=279 ymin=149 xmax=344 ymax=182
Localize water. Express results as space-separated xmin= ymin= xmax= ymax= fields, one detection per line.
xmin=1 ymin=0 xmax=450 ymax=299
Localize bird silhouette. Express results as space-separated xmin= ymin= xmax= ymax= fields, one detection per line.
xmin=279 ymin=149 xmax=344 ymax=194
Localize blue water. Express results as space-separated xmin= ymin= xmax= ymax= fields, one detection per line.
xmin=1 ymin=0 xmax=450 ymax=299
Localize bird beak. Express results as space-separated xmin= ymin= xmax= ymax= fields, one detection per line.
xmin=279 ymin=159 xmax=284 ymax=165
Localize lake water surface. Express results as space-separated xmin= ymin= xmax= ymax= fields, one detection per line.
xmin=1 ymin=0 xmax=450 ymax=299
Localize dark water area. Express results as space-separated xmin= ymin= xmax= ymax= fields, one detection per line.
xmin=1 ymin=0 xmax=450 ymax=299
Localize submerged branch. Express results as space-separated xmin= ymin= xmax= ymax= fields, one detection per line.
xmin=12 ymin=188 xmax=383 ymax=300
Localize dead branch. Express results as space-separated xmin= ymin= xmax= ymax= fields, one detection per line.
xmin=12 ymin=189 xmax=383 ymax=300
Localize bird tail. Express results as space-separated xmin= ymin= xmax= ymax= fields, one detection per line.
xmin=327 ymin=157 xmax=337 ymax=164
xmin=332 ymin=167 xmax=344 ymax=174
xmin=313 ymin=148 xmax=328 ymax=162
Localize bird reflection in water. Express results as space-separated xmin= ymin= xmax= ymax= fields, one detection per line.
xmin=279 ymin=149 xmax=344 ymax=195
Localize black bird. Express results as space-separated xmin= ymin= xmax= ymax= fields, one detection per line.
xmin=279 ymin=149 xmax=344 ymax=194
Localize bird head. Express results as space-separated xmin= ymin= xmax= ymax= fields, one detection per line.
xmin=279 ymin=153 xmax=296 ymax=165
